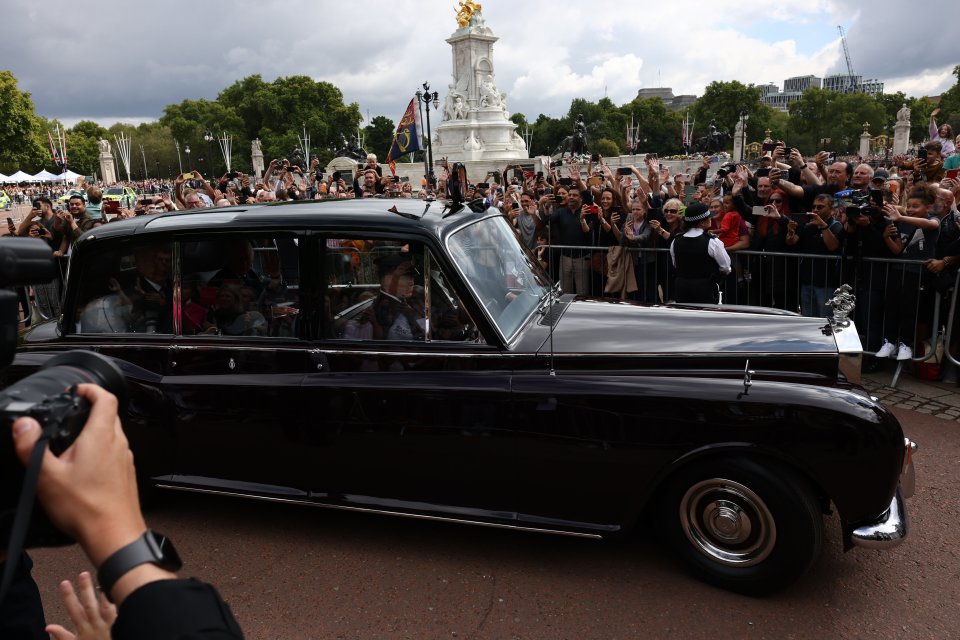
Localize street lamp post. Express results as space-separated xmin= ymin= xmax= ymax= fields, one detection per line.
xmin=175 ymin=140 xmax=183 ymax=174
xmin=185 ymin=145 xmax=191 ymax=171
xmin=740 ymin=111 xmax=750 ymax=162
xmin=416 ymin=82 xmax=440 ymax=188
xmin=204 ymin=130 xmax=215 ymax=176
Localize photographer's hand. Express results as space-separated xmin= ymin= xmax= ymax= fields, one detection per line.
xmin=10 ymin=385 xmax=176 ymax=605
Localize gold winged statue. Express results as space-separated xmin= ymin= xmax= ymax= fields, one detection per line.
xmin=455 ymin=0 xmax=481 ymax=28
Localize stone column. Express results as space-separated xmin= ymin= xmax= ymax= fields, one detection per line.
xmin=733 ymin=119 xmax=745 ymax=162
xmin=893 ymin=120 xmax=911 ymax=155
xmin=99 ymin=152 xmax=117 ymax=184
xmin=859 ymin=122 xmax=872 ymax=159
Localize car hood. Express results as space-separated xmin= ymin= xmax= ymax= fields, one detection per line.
xmin=538 ymin=298 xmax=839 ymax=355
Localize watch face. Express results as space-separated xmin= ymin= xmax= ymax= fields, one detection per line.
xmin=150 ymin=531 xmax=184 ymax=572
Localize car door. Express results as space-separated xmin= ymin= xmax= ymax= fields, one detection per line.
xmin=162 ymin=232 xmax=317 ymax=495
xmin=296 ymin=235 xmax=518 ymax=520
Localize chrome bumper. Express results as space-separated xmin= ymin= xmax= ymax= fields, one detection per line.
xmin=851 ymin=438 xmax=918 ymax=549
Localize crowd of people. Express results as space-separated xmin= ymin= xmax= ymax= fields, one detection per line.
xmin=6 ymin=111 xmax=960 ymax=364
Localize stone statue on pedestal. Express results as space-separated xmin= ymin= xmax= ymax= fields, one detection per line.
xmin=98 ymin=139 xmax=117 ymax=184
xmin=893 ymin=103 xmax=912 ymax=155
xmin=897 ymin=103 xmax=910 ymax=123
xmin=251 ymin=138 xmax=264 ymax=178
xmin=479 ymin=75 xmax=503 ymax=108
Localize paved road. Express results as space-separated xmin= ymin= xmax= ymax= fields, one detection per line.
xmin=31 ymin=406 xmax=957 ymax=640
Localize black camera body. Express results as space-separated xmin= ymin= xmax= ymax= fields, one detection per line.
xmin=841 ymin=189 xmax=886 ymax=224
xmin=714 ymin=162 xmax=737 ymax=180
xmin=0 ymin=238 xmax=127 ymax=549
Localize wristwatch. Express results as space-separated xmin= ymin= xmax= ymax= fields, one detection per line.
xmin=97 ymin=530 xmax=182 ymax=600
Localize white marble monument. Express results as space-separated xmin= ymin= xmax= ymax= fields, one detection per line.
xmin=251 ymin=138 xmax=264 ymax=179
xmin=893 ymin=104 xmax=911 ymax=155
xmin=98 ymin=138 xmax=117 ymax=184
xmin=433 ymin=3 xmax=528 ymax=163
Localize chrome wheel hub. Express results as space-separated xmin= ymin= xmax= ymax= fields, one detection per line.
xmin=679 ymin=478 xmax=776 ymax=567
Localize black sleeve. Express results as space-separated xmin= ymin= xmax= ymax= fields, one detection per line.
xmin=731 ymin=194 xmax=756 ymax=224
xmin=693 ymin=165 xmax=707 ymax=185
xmin=113 ymin=579 xmax=244 ymax=640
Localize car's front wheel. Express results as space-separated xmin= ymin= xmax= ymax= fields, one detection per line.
xmin=658 ymin=457 xmax=824 ymax=594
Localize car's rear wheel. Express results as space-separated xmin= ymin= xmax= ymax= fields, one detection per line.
xmin=657 ymin=457 xmax=824 ymax=595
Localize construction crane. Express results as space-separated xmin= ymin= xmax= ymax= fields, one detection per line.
xmin=837 ymin=25 xmax=857 ymax=93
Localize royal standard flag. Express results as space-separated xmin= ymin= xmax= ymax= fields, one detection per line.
xmin=386 ymin=98 xmax=422 ymax=173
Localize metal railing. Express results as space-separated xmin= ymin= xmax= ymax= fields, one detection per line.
xmin=545 ymin=245 xmax=957 ymax=387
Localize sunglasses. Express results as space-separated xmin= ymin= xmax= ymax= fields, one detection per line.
xmin=663 ymin=208 xmax=679 ymax=213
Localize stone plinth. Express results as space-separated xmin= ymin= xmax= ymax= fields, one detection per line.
xmin=893 ymin=121 xmax=911 ymax=155
xmin=99 ymin=153 xmax=117 ymax=184
xmin=859 ymin=133 xmax=872 ymax=158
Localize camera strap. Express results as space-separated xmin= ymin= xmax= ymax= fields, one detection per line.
xmin=0 ymin=434 xmax=50 ymax=604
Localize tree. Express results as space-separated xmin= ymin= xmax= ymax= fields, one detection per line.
xmin=619 ymin=98 xmax=682 ymax=155
xmin=690 ymin=81 xmax=764 ymax=141
xmin=65 ymin=120 xmax=107 ymax=177
xmin=362 ymin=115 xmax=396 ymax=161
xmin=938 ymin=65 xmax=960 ymax=133
xmin=0 ymin=70 xmax=46 ymax=173
xmin=593 ymin=138 xmax=621 ymax=158
xmin=787 ymin=88 xmax=888 ymax=155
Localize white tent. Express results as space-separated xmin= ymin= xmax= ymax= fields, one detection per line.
xmin=6 ymin=170 xmax=34 ymax=182
xmin=32 ymin=169 xmax=60 ymax=182
xmin=0 ymin=174 xmax=8 ymax=183
xmin=57 ymin=169 xmax=83 ymax=183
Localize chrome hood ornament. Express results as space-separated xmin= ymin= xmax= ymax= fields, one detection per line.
xmin=826 ymin=284 xmax=856 ymax=327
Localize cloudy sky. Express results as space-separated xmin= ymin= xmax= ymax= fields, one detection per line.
xmin=3 ymin=0 xmax=955 ymax=128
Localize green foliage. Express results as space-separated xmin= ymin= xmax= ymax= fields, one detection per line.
xmin=786 ymin=88 xmax=886 ymax=154
xmin=0 ymin=70 xmax=46 ymax=173
xmin=690 ymin=81 xmax=762 ymax=135
xmin=362 ymin=115 xmax=396 ymax=161
xmin=939 ymin=65 xmax=960 ymax=131
xmin=593 ymin=138 xmax=621 ymax=158
xmin=64 ymin=120 xmax=106 ymax=176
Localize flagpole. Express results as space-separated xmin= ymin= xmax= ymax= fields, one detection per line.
xmin=415 ymin=91 xmax=427 ymax=184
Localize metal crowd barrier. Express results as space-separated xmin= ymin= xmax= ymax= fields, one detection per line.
xmin=545 ymin=245 xmax=958 ymax=388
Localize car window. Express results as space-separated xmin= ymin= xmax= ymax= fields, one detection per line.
xmin=181 ymin=235 xmax=300 ymax=338
xmin=324 ymin=238 xmax=481 ymax=343
xmin=447 ymin=215 xmax=550 ymax=342
xmin=74 ymin=239 xmax=174 ymax=334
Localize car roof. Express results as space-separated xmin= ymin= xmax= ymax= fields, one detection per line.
xmin=77 ymin=198 xmax=493 ymax=244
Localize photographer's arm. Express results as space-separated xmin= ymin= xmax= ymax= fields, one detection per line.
xmin=10 ymin=385 xmax=242 ymax=638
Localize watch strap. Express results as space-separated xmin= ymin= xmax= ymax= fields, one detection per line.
xmin=97 ymin=530 xmax=182 ymax=600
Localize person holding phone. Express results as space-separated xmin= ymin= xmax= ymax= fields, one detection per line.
xmin=784 ymin=194 xmax=843 ymax=317
xmin=871 ymin=185 xmax=940 ymax=361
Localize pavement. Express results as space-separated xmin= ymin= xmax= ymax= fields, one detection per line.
xmin=863 ymin=362 xmax=960 ymax=423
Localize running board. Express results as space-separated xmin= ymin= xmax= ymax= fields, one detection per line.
xmin=153 ymin=482 xmax=607 ymax=540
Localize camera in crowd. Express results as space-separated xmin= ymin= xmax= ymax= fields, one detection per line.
xmin=714 ymin=162 xmax=737 ymax=180
xmin=0 ymin=238 xmax=127 ymax=550
xmin=837 ymin=189 xmax=886 ymax=224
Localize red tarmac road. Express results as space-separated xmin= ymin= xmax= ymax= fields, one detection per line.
xmin=31 ymin=406 xmax=958 ymax=639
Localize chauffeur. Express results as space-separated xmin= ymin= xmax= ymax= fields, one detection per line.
xmin=372 ymin=253 xmax=425 ymax=340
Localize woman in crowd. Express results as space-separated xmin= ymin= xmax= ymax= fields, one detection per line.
xmin=929 ymin=108 xmax=956 ymax=159
xmin=623 ymin=197 xmax=658 ymax=302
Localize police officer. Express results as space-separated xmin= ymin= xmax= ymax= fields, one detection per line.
xmin=669 ymin=203 xmax=732 ymax=303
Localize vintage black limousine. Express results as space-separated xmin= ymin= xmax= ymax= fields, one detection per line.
xmin=10 ymin=197 xmax=916 ymax=593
